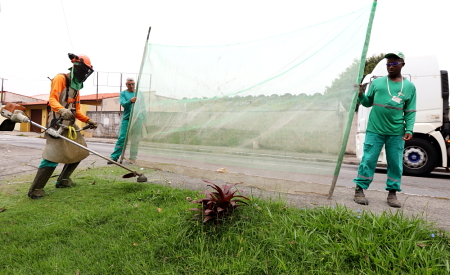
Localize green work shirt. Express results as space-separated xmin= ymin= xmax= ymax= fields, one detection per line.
xmin=120 ymin=90 xmax=136 ymax=120
xmin=359 ymin=76 xmax=416 ymax=135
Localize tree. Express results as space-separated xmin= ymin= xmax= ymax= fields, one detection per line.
xmin=324 ymin=53 xmax=386 ymax=95
xmin=364 ymin=53 xmax=385 ymax=76
xmin=324 ymin=59 xmax=359 ymax=95
xmin=322 ymin=53 xmax=386 ymax=111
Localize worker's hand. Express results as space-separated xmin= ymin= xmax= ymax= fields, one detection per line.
xmin=58 ymin=108 xmax=75 ymax=120
xmin=130 ymin=97 xmax=137 ymax=103
xmin=403 ymin=133 xmax=413 ymax=141
xmin=86 ymin=119 xmax=98 ymax=130
xmin=359 ymin=83 xmax=368 ymax=96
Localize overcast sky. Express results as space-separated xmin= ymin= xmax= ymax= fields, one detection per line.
xmin=0 ymin=0 xmax=449 ymax=97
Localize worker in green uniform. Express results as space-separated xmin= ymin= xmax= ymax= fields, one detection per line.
xmin=353 ymin=51 xmax=416 ymax=208
xmin=108 ymin=78 xmax=145 ymax=164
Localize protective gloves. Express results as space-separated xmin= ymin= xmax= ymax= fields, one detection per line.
xmin=86 ymin=119 xmax=98 ymax=129
xmin=58 ymin=108 xmax=75 ymax=120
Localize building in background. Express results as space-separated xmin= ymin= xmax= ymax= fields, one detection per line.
xmin=17 ymin=93 xmax=120 ymax=133
xmin=0 ymin=91 xmax=41 ymax=131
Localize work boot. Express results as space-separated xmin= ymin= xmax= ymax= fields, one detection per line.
xmin=354 ymin=186 xmax=369 ymax=205
xmin=387 ymin=190 xmax=401 ymax=208
xmin=126 ymin=158 xmax=137 ymax=165
xmin=28 ymin=166 xmax=56 ymax=199
xmin=55 ymin=162 xmax=79 ymax=188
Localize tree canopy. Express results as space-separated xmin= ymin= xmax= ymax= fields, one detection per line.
xmin=364 ymin=53 xmax=385 ymax=76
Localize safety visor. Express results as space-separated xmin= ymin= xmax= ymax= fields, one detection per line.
xmin=73 ymin=62 xmax=94 ymax=82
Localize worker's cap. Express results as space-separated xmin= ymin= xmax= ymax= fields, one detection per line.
xmin=384 ymin=51 xmax=405 ymax=61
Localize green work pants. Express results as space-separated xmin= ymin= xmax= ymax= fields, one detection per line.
xmin=39 ymin=159 xmax=59 ymax=168
xmin=353 ymin=131 xmax=405 ymax=192
xmin=110 ymin=119 xmax=143 ymax=161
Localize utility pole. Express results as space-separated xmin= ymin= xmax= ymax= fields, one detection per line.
xmin=0 ymin=77 xmax=7 ymax=104
xmin=1 ymin=77 xmax=6 ymax=91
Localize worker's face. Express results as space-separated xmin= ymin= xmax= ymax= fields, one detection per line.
xmin=126 ymin=81 xmax=135 ymax=92
xmin=386 ymin=57 xmax=405 ymax=76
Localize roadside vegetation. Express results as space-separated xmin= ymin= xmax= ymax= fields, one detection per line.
xmin=1 ymin=166 xmax=449 ymax=274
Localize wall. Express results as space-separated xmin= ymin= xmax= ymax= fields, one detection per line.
xmin=101 ymin=97 xmax=121 ymax=111
xmin=22 ymin=106 xmax=48 ymax=132
xmin=85 ymin=111 xmax=122 ymax=138
xmin=86 ymin=97 xmax=121 ymax=112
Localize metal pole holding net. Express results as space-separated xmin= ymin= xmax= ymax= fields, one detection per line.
xmin=119 ymin=26 xmax=151 ymax=163
xmin=328 ymin=0 xmax=378 ymax=199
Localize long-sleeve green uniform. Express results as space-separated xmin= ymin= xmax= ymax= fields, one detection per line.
xmin=354 ymin=76 xmax=417 ymax=192
xmin=359 ymin=76 xmax=416 ymax=135
xmin=110 ymin=90 xmax=144 ymax=161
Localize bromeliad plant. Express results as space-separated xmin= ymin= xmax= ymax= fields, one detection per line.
xmin=188 ymin=180 xmax=250 ymax=224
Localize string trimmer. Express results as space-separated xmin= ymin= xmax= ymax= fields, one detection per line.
xmin=0 ymin=102 xmax=147 ymax=182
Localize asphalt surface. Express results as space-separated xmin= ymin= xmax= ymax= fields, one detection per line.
xmin=1 ymin=130 xmax=449 ymax=232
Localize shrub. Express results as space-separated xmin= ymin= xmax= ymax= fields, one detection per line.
xmin=188 ymin=180 xmax=250 ymax=224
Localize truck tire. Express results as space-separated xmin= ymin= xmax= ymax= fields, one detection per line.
xmin=403 ymin=138 xmax=437 ymax=176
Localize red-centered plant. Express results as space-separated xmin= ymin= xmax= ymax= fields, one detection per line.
xmin=188 ymin=180 xmax=250 ymax=224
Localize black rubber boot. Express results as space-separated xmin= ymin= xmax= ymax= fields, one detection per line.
xmin=28 ymin=167 xmax=56 ymax=199
xmin=387 ymin=190 xmax=401 ymax=208
xmin=354 ymin=186 xmax=369 ymax=205
xmin=55 ymin=162 xmax=80 ymax=188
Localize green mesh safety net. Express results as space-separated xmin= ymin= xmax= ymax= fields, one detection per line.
xmin=122 ymin=2 xmax=376 ymax=195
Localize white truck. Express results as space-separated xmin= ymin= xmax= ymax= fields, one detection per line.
xmin=356 ymin=55 xmax=449 ymax=176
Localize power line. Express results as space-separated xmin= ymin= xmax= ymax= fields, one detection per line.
xmin=60 ymin=0 xmax=74 ymax=52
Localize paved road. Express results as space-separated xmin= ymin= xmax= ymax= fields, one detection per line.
xmin=1 ymin=134 xmax=450 ymax=199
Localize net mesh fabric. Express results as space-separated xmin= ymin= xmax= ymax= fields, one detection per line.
xmin=123 ymin=4 xmax=374 ymax=193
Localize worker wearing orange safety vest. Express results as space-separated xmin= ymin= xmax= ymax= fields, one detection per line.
xmin=28 ymin=53 xmax=98 ymax=199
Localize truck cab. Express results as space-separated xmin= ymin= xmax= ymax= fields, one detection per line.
xmin=356 ymin=55 xmax=450 ymax=176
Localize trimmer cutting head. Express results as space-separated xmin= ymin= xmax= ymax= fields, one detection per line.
xmin=137 ymin=174 xmax=148 ymax=182
xmin=123 ymin=172 xmax=148 ymax=182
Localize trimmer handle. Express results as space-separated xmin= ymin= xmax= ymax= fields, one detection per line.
xmin=78 ymin=124 xmax=94 ymax=131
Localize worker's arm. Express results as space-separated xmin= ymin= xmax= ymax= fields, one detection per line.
xmin=404 ymin=87 xmax=417 ymax=135
xmin=358 ymin=82 xmax=374 ymax=107
xmin=74 ymin=93 xmax=89 ymax=123
xmin=120 ymin=91 xmax=133 ymax=108
xmin=48 ymin=74 xmax=67 ymax=113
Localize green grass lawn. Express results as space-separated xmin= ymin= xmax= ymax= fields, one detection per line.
xmin=1 ymin=166 xmax=449 ymax=274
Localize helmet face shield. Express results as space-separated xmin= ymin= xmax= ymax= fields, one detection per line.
xmin=68 ymin=53 xmax=94 ymax=82
xmin=73 ymin=62 xmax=94 ymax=82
